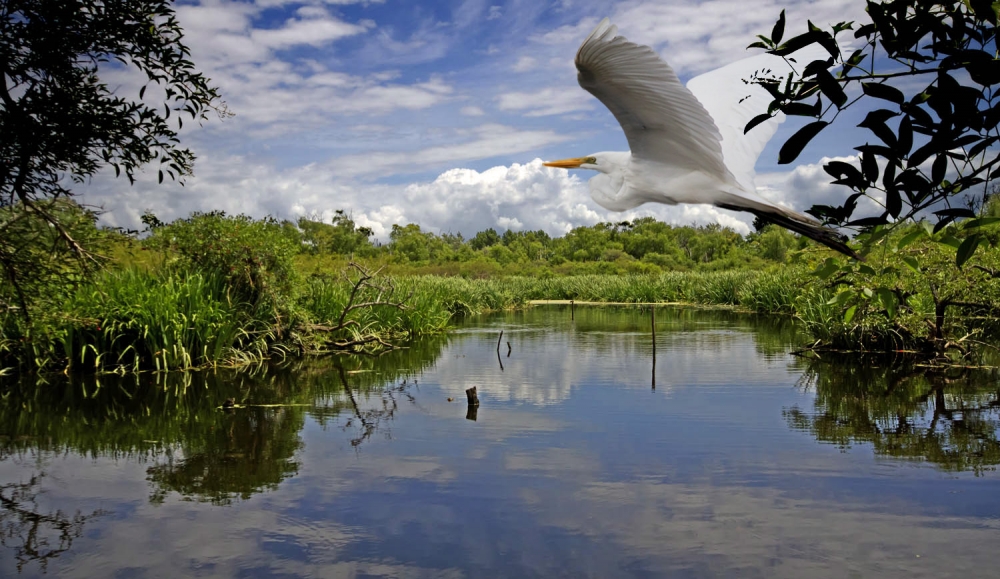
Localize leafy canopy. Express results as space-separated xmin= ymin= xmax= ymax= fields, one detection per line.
xmin=1 ymin=0 xmax=225 ymax=205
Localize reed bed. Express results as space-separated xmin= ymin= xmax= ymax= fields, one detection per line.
xmin=51 ymin=269 xmax=265 ymax=372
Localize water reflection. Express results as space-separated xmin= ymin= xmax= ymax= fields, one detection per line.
xmin=786 ymin=360 xmax=1000 ymax=475
xmin=0 ymin=473 xmax=107 ymax=573
xmin=0 ymin=308 xmax=997 ymax=578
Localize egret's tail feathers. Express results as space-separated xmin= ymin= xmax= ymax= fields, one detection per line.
xmin=720 ymin=203 xmax=860 ymax=260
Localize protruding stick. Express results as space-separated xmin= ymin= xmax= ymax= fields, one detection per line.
xmin=506 ymin=341 xmax=511 ymax=357
xmin=466 ymin=386 xmax=480 ymax=406
xmin=651 ymin=307 xmax=656 ymax=390
xmin=496 ymin=330 xmax=504 ymax=352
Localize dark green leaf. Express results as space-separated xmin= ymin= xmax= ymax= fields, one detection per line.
xmin=825 ymin=160 xmax=865 ymax=185
xmin=876 ymin=288 xmax=897 ymax=318
xmin=783 ymin=99 xmax=822 ymax=117
xmin=901 ymin=256 xmax=920 ymax=273
xmin=938 ymin=234 xmax=962 ymax=249
xmin=816 ymin=69 xmax=848 ymax=107
xmin=847 ymin=216 xmax=890 ymax=227
xmin=814 ymin=257 xmax=840 ymax=280
xmin=965 ymin=217 xmax=1000 ymax=229
xmin=897 ymin=229 xmax=924 ymax=250
xmin=934 ymin=207 xmax=977 ymax=219
xmin=885 ymin=185 xmax=902 ymax=218
xmin=861 ymin=149 xmax=879 ymax=182
xmin=771 ymin=10 xmax=786 ymax=45
xmin=858 ymin=110 xmax=898 ymax=148
xmin=744 ymin=113 xmax=773 ymax=134
xmin=773 ymin=30 xmax=827 ymax=56
xmin=861 ymin=82 xmax=904 ymax=104
xmin=896 ymin=115 xmax=912 ymax=156
xmin=956 ymin=234 xmax=982 ymax=268
xmin=931 ymin=154 xmax=947 ymax=184
xmin=778 ymin=121 xmax=828 ymax=164
xmin=844 ymin=304 xmax=858 ymax=324
xmin=845 ymin=49 xmax=866 ymax=68
xmin=970 ymin=0 xmax=999 ymax=26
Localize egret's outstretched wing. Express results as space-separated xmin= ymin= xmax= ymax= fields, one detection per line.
xmin=575 ymin=19 xmax=728 ymax=181
xmin=687 ymin=46 xmax=830 ymax=193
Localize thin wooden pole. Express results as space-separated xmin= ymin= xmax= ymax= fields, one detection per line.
xmin=651 ymin=307 xmax=656 ymax=391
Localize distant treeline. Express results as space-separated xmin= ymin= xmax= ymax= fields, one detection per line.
xmin=289 ymin=209 xmax=820 ymax=276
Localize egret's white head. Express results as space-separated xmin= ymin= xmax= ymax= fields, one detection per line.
xmin=543 ymin=151 xmax=627 ymax=174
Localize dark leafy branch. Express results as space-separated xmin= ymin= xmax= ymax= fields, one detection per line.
xmin=749 ymin=1 xmax=1000 ymax=265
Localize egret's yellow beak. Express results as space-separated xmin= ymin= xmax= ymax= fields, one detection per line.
xmin=543 ymin=157 xmax=586 ymax=169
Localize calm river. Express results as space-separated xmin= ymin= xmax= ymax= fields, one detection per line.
xmin=1 ymin=306 xmax=998 ymax=577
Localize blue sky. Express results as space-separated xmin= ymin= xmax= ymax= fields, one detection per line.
xmin=82 ymin=0 xmax=869 ymax=240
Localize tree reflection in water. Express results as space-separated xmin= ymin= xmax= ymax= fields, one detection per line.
xmin=145 ymin=405 xmax=305 ymax=506
xmin=0 ymin=334 xmax=448 ymax=513
xmin=0 ymin=472 xmax=107 ymax=573
xmin=334 ymin=364 xmax=414 ymax=447
xmin=786 ymin=360 xmax=1000 ymax=475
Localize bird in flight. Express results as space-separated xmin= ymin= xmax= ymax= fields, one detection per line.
xmin=544 ymin=18 xmax=857 ymax=259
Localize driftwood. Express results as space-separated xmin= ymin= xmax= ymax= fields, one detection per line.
xmin=305 ymin=262 xmax=413 ymax=351
xmin=466 ymin=386 xmax=480 ymax=406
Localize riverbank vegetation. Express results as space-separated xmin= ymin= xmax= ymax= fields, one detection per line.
xmin=2 ymin=199 xmax=1000 ymax=376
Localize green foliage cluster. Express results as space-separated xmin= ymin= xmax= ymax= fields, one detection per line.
xmin=0 ymin=209 xmax=450 ymax=374
xmin=294 ymin=214 xmax=812 ymax=277
xmin=145 ymin=211 xmax=301 ymax=312
xmin=796 ymin=217 xmax=1000 ymax=355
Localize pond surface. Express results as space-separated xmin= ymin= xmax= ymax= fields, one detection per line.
xmin=1 ymin=306 xmax=999 ymax=578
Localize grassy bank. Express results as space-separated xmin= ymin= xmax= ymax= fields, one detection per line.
xmin=4 ymin=208 xmax=1000 ymax=375
xmin=7 ymin=257 xmax=1000 ymax=374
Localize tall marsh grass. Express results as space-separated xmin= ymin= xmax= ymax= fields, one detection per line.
xmin=1 ymin=269 xmax=269 ymax=373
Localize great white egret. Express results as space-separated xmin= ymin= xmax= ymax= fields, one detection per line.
xmin=544 ymin=18 xmax=857 ymax=259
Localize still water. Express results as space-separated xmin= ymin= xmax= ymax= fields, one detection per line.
xmin=1 ymin=306 xmax=999 ymax=577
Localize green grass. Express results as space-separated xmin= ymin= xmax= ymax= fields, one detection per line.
xmin=51 ymin=269 xmax=264 ymax=372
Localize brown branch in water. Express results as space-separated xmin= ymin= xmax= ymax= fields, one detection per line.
xmin=305 ymin=262 xmax=413 ymax=351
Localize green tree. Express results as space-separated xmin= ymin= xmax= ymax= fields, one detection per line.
xmin=0 ymin=0 xmax=224 ymax=315
xmin=469 ymin=228 xmax=501 ymax=250
xmin=298 ymin=210 xmax=373 ymax=256
xmin=389 ymin=223 xmax=433 ymax=262
xmin=146 ymin=212 xmax=300 ymax=311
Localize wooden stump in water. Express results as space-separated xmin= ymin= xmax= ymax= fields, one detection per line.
xmin=466 ymin=405 xmax=478 ymax=421
xmin=466 ymin=386 xmax=480 ymax=407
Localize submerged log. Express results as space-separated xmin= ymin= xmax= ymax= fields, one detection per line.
xmin=466 ymin=386 xmax=480 ymax=407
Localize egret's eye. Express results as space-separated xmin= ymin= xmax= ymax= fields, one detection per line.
xmin=584 ymin=156 xmax=597 ymax=164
